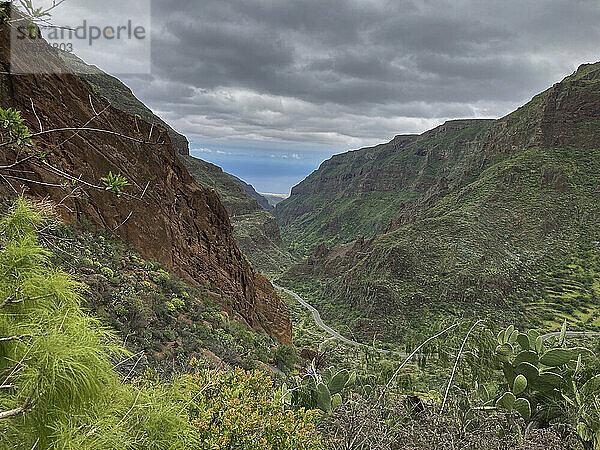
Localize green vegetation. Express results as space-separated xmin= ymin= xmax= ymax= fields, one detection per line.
xmin=0 ymin=199 xmax=322 ymax=449
xmin=46 ymin=210 xmax=286 ymax=375
xmin=0 ymin=108 xmax=32 ymax=146
xmin=101 ymin=171 xmax=131 ymax=196
xmin=2 ymin=198 xmax=599 ymax=449
xmin=282 ymin=367 xmax=357 ymax=413
xmin=275 ymin=120 xmax=493 ymax=256
xmin=493 ymin=322 xmax=598 ymax=442
xmin=277 ymin=65 xmax=600 ymax=343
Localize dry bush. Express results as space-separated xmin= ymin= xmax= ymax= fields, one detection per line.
xmin=319 ymin=392 xmax=582 ymax=450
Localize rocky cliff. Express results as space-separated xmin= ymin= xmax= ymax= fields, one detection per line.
xmin=58 ymin=51 xmax=190 ymax=156
xmin=181 ymin=156 xmax=296 ymax=276
xmin=275 ymin=120 xmax=493 ymax=254
xmin=0 ymin=10 xmax=291 ymax=343
xmin=231 ymin=174 xmax=274 ymax=212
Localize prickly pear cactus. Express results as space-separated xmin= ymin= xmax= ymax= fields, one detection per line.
xmin=282 ymin=366 xmax=357 ymax=413
xmin=494 ymin=320 xmax=595 ymax=425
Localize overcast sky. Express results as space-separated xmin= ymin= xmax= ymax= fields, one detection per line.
xmin=47 ymin=0 xmax=600 ymax=193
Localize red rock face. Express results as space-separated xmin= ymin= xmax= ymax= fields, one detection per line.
xmin=0 ymin=12 xmax=291 ymax=344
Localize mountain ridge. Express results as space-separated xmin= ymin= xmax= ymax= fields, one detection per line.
xmin=277 ymin=62 xmax=600 ymax=341
xmin=58 ymin=50 xmax=190 ymax=156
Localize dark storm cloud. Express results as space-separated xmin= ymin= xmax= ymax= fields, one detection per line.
xmin=113 ymin=0 xmax=600 ymax=149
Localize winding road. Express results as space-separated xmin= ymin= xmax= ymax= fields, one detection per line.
xmin=274 ymin=285 xmax=600 ymax=355
xmin=274 ymin=284 xmax=401 ymax=355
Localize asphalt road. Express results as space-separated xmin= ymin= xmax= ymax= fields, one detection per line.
xmin=541 ymin=330 xmax=600 ymax=340
xmin=274 ymin=284 xmax=600 ymax=355
xmin=274 ymin=284 xmax=401 ymax=355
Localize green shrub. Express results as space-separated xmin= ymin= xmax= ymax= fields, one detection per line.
xmin=177 ymin=368 xmax=323 ymax=449
xmin=149 ymin=269 xmax=170 ymax=284
xmin=491 ymin=322 xmax=600 ymax=448
xmin=283 ymin=364 xmax=357 ymax=413
xmin=0 ymin=198 xmax=327 ymax=449
xmin=100 ymin=266 xmax=114 ymax=278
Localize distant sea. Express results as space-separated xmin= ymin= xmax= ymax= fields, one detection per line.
xmin=190 ymin=145 xmax=337 ymax=194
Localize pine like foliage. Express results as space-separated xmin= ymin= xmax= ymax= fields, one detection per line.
xmin=0 ymin=198 xmax=323 ymax=449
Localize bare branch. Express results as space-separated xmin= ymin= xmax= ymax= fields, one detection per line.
xmin=0 ymin=290 xmax=17 ymax=309
xmin=0 ymin=154 xmax=36 ymax=170
xmin=440 ymin=320 xmax=484 ymax=414
xmin=113 ymin=211 xmax=132 ymax=232
xmin=57 ymin=104 xmax=110 ymax=148
xmin=0 ymin=366 xmax=18 ymax=378
xmin=124 ymin=353 xmax=145 ymax=381
xmin=0 ymin=174 xmax=18 ymax=194
xmin=379 ymin=322 xmax=461 ymax=402
xmin=2 ymin=174 xmax=65 ymax=188
xmin=29 ymin=127 xmax=164 ymax=145
xmin=140 ymin=181 xmax=150 ymax=200
xmin=0 ymin=335 xmax=31 ymax=343
xmin=89 ymin=94 xmax=98 ymax=116
xmin=0 ymin=126 xmax=165 ymax=149
xmin=36 ymin=160 xmax=147 ymax=202
xmin=29 ymin=98 xmax=43 ymax=132
xmin=0 ymin=389 xmax=34 ymax=420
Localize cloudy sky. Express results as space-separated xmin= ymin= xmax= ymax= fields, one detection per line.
xmin=47 ymin=0 xmax=600 ymax=193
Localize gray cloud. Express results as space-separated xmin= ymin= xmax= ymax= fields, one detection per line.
xmin=100 ymin=0 xmax=600 ymax=149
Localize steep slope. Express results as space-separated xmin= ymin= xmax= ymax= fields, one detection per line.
xmin=58 ymin=51 xmax=190 ymax=156
xmin=275 ymin=120 xmax=493 ymax=255
xmin=181 ymin=156 xmax=296 ymax=276
xmin=279 ymin=63 xmax=600 ymax=342
xmin=58 ymin=38 xmax=291 ymax=276
xmin=0 ymin=10 xmax=291 ymax=343
xmin=43 ymin=220 xmax=292 ymax=375
xmin=230 ymin=174 xmax=273 ymax=211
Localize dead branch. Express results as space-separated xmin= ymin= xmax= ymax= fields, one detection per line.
xmin=0 ymin=154 xmax=37 ymax=170
xmin=29 ymin=98 xmax=43 ymax=132
xmin=113 ymin=211 xmax=132 ymax=231
xmin=0 ymin=335 xmax=31 ymax=343
xmin=0 ymin=174 xmax=19 ymax=194
xmin=440 ymin=320 xmax=484 ymax=414
xmin=30 ymin=127 xmax=165 ymax=145
xmin=57 ymin=104 xmax=111 ymax=148
xmin=0 ymin=290 xmax=17 ymax=309
xmin=0 ymin=389 xmax=34 ymax=420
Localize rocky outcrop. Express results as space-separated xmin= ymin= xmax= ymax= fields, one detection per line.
xmin=58 ymin=51 xmax=190 ymax=156
xmin=0 ymin=10 xmax=291 ymax=344
xmin=231 ymin=175 xmax=273 ymax=212
xmin=181 ymin=155 xmax=296 ymax=276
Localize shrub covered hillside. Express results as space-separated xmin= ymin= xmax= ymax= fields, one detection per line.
xmin=0 ymin=199 xmax=322 ymax=449
xmin=277 ymin=63 xmax=600 ymax=342
xmin=2 ymin=198 xmax=600 ymax=449
xmin=43 ymin=212 xmax=295 ymax=377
